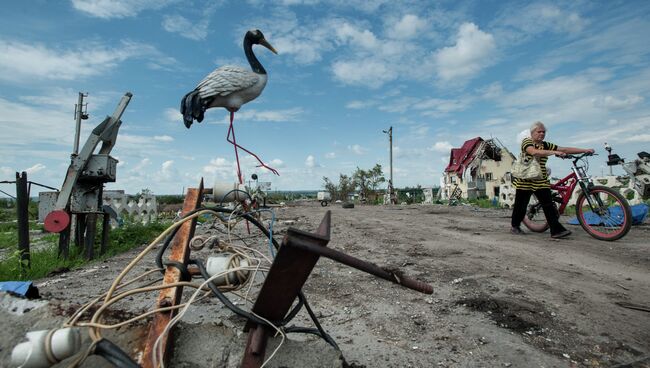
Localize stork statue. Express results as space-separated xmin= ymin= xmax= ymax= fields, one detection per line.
xmin=181 ymin=29 xmax=279 ymax=182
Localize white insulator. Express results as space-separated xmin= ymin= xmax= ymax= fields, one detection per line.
xmin=213 ymin=182 xmax=249 ymax=203
xmin=11 ymin=328 xmax=81 ymax=368
xmin=206 ymin=254 xmax=250 ymax=286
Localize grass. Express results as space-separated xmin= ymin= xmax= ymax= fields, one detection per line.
xmin=0 ymin=220 xmax=172 ymax=282
xmin=469 ymin=197 xmax=501 ymax=209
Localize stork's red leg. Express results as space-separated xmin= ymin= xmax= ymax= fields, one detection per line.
xmin=226 ymin=112 xmax=280 ymax=176
xmin=227 ymin=111 xmax=244 ymax=184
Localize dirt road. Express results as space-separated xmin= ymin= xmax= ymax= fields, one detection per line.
xmin=1 ymin=201 xmax=648 ymax=367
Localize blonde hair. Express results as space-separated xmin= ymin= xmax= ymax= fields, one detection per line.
xmin=530 ymin=121 xmax=545 ymax=134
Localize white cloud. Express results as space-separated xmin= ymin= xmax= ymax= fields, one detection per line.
xmin=162 ymin=160 xmax=174 ymax=171
xmin=332 ymin=59 xmax=397 ymax=88
xmin=434 ymin=22 xmax=496 ymax=82
xmin=131 ymin=158 xmax=151 ymax=172
xmin=593 ymin=95 xmax=644 ymax=110
xmin=428 ymin=141 xmax=453 ymax=152
xmin=158 ymin=160 xmax=176 ymax=180
xmin=203 ymin=157 xmax=234 ymax=177
xmin=162 ymin=15 xmax=209 ymax=41
xmin=305 ymin=155 xmax=318 ymax=168
xmin=516 ymin=129 xmax=530 ymax=144
xmin=154 ymin=135 xmax=174 ymax=142
xmin=624 ymin=134 xmax=650 ymax=142
xmin=348 ymin=144 xmax=367 ymax=155
xmin=325 ymin=152 xmax=336 ymax=159
xmin=233 ymin=108 xmax=304 ymax=122
xmin=0 ymin=40 xmax=175 ymax=84
xmin=388 ymin=14 xmax=428 ymax=40
xmin=495 ymin=3 xmax=587 ymax=40
xmin=0 ymin=97 xmax=72 ymax=148
xmin=71 ymin=0 xmax=174 ymax=19
xmin=346 ymin=100 xmax=376 ymax=109
xmin=333 ymin=22 xmax=380 ymax=50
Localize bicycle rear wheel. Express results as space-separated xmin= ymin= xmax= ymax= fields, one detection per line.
xmin=576 ymin=186 xmax=632 ymax=241
xmin=522 ymin=195 xmax=550 ymax=232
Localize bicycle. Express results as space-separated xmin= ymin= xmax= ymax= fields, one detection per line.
xmin=522 ymin=153 xmax=632 ymax=241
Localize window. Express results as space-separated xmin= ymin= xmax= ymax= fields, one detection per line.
xmin=485 ymin=172 xmax=493 ymax=181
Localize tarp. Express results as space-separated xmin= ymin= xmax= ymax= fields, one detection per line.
xmin=568 ymin=203 xmax=649 ymax=226
xmin=0 ymin=281 xmax=40 ymax=298
xmin=445 ymin=137 xmax=483 ymax=174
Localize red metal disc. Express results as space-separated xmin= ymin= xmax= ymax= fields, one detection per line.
xmin=44 ymin=210 xmax=70 ymax=233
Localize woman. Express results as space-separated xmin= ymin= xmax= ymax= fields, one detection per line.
xmin=511 ymin=121 xmax=595 ymax=238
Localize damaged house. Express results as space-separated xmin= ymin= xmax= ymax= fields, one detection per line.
xmin=442 ymin=137 xmax=515 ymax=201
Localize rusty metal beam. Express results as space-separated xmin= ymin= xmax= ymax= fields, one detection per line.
xmin=241 ymin=211 xmax=332 ymax=368
xmin=285 ymin=238 xmax=433 ymax=294
xmin=141 ymin=180 xmax=203 ymax=368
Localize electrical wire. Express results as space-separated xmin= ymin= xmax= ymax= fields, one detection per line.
xmin=63 ymin=204 xmax=339 ymax=367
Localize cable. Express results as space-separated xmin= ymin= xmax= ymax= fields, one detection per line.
xmin=94 ymin=338 xmax=140 ymax=368
xmin=218 ymin=188 xmax=253 ymax=207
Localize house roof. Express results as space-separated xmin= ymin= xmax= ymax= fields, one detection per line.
xmin=444 ymin=137 xmax=483 ymax=174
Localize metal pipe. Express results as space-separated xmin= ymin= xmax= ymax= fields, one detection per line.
xmin=389 ymin=126 xmax=393 ymax=188
xmin=15 ymin=171 xmax=30 ymax=270
xmin=287 ymin=237 xmax=433 ymax=294
xmin=73 ymin=92 xmax=84 ymax=155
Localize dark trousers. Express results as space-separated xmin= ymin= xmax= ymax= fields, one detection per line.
xmin=511 ymin=188 xmax=567 ymax=235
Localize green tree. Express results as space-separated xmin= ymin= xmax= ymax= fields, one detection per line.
xmin=353 ymin=164 xmax=386 ymax=201
xmin=322 ymin=174 xmax=356 ymax=201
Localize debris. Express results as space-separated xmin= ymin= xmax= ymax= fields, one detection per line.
xmin=615 ymin=301 xmax=650 ymax=313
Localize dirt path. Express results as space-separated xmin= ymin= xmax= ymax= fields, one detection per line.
xmin=1 ymin=201 xmax=648 ymax=367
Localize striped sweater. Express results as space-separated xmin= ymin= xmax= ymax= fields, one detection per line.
xmin=512 ymin=137 xmax=557 ymax=190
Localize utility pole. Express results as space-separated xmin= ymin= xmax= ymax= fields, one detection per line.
xmin=383 ymin=126 xmax=396 ymax=204
xmin=15 ymin=171 xmax=30 ymax=270
xmin=73 ymin=92 xmax=89 ymax=155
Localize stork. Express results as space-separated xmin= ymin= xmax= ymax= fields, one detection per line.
xmin=181 ymin=29 xmax=279 ymax=181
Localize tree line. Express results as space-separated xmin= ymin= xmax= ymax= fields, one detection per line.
xmin=322 ymin=164 xmax=386 ymax=202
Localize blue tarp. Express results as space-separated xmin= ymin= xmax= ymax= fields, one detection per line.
xmin=568 ymin=203 xmax=649 ymax=225
xmin=0 ymin=281 xmax=34 ymax=297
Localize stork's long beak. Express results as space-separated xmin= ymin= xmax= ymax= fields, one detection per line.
xmin=260 ymin=38 xmax=278 ymax=54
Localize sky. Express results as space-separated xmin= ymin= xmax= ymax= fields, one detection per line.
xmin=1 ymin=0 xmax=649 ymax=197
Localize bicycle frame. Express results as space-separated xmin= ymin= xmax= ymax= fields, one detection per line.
xmin=549 ymin=171 xmax=578 ymax=214
xmin=549 ymin=156 xmax=596 ymax=214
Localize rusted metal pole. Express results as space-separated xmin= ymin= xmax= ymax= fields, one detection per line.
xmin=286 ymin=238 xmax=433 ymax=294
xmin=15 ymin=171 xmax=30 ymax=269
xmin=241 ymin=211 xmax=332 ymax=368
xmin=141 ymin=180 xmax=203 ymax=368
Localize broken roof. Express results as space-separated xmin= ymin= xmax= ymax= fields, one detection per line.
xmin=445 ymin=137 xmax=483 ymax=175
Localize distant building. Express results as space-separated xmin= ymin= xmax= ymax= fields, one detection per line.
xmin=442 ymin=137 xmax=516 ymax=202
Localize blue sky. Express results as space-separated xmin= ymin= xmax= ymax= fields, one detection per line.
xmin=1 ymin=0 xmax=649 ymax=197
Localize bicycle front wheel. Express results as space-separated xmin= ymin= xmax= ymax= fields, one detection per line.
xmin=576 ymin=186 xmax=632 ymax=241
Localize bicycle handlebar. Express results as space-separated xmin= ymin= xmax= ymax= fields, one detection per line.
xmin=559 ymin=152 xmax=597 ymax=160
